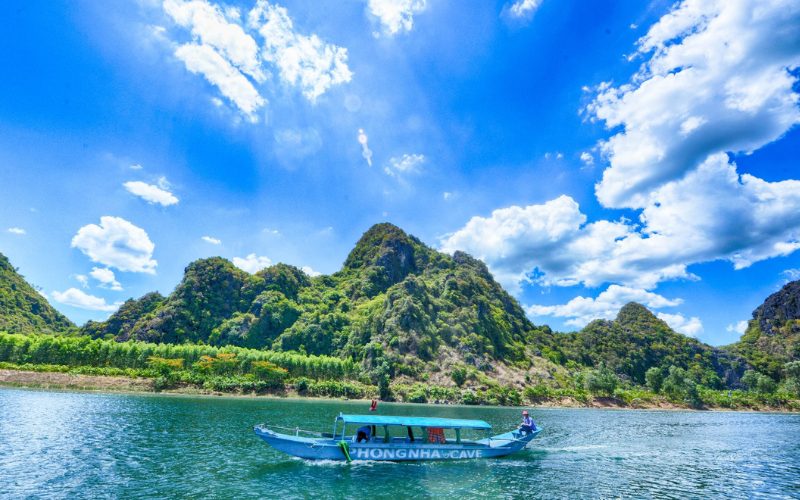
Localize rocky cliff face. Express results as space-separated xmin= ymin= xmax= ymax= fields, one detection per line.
xmin=754 ymin=280 xmax=800 ymax=335
xmin=728 ymin=280 xmax=800 ymax=378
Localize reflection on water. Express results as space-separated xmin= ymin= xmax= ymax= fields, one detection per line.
xmin=1 ymin=388 xmax=799 ymax=498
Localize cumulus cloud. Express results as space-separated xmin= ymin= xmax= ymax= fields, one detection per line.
xmin=357 ymin=128 xmax=373 ymax=166
xmin=526 ymin=285 xmax=682 ymax=328
xmin=443 ymin=155 xmax=800 ymax=293
xmin=367 ymin=0 xmax=427 ymax=36
xmin=123 ymin=180 xmax=179 ymax=206
xmin=505 ymin=0 xmax=543 ymax=20
xmin=443 ymin=1 xmax=800 ymax=295
xmin=7 ymin=227 xmax=25 ymax=235
xmin=52 ymin=288 xmax=121 ymax=312
xmin=301 ymin=265 xmax=322 ymax=277
xmin=726 ymin=320 xmax=749 ymax=335
xmin=656 ymin=312 xmax=703 ymax=337
xmin=201 ymin=235 xmax=222 ymax=244
xmin=587 ymin=0 xmax=800 ymax=209
xmin=164 ymin=0 xmax=267 ymax=119
xmin=579 ymin=152 xmax=594 ymax=166
xmin=90 ymin=267 xmax=123 ymax=291
xmin=248 ymin=1 xmax=352 ymax=102
xmin=174 ymin=42 xmax=266 ymax=119
xmin=233 ymin=253 xmax=272 ymax=273
xmin=164 ymin=0 xmax=266 ymax=82
xmin=384 ymin=153 xmax=425 ymax=177
xmin=164 ymin=0 xmax=352 ymax=117
xmin=71 ymin=217 xmax=157 ymax=274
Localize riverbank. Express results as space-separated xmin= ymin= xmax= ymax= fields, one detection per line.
xmin=3 ymin=368 xmax=798 ymax=412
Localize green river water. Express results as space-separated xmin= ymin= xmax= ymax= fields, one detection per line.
xmin=1 ymin=387 xmax=799 ymax=498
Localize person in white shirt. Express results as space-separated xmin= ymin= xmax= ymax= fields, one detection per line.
xmin=520 ymin=410 xmax=536 ymax=434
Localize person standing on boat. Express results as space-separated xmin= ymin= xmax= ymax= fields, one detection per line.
xmin=520 ymin=410 xmax=536 ymax=434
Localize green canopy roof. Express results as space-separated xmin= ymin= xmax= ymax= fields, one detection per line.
xmin=336 ymin=414 xmax=492 ymax=430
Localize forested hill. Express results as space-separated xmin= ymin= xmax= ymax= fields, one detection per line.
xmin=3 ymin=225 xmax=800 ymax=401
xmin=81 ymin=223 xmax=551 ymax=379
xmin=562 ymin=303 xmax=742 ymax=387
xmin=0 ymin=252 xmax=74 ymax=334
xmin=728 ymin=280 xmax=800 ymax=379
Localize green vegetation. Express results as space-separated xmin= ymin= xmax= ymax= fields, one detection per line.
xmin=0 ymin=252 xmax=74 ymax=335
xmin=1 ymin=224 xmax=800 ymax=410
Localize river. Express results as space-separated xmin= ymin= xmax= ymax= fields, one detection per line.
xmin=1 ymin=388 xmax=798 ymax=498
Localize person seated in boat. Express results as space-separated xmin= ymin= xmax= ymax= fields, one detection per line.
xmin=519 ymin=410 xmax=536 ymax=434
xmin=356 ymin=425 xmax=371 ymax=443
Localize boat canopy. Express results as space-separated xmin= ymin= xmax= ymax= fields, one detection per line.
xmin=336 ymin=413 xmax=492 ymax=430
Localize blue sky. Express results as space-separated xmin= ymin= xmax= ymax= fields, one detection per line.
xmin=1 ymin=0 xmax=798 ymax=345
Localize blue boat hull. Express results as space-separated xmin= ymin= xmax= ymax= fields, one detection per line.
xmin=254 ymin=426 xmax=541 ymax=462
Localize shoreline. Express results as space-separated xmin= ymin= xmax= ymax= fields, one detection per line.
xmin=2 ymin=369 xmax=798 ymax=413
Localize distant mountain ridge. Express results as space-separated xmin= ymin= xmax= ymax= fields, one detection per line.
xmin=3 ymin=224 xmax=800 ymax=392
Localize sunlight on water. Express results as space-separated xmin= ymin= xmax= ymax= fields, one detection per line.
xmin=1 ymin=388 xmax=799 ymax=498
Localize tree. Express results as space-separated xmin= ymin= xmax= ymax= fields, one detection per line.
xmin=742 ymin=370 xmax=777 ymax=394
xmin=585 ymin=365 xmax=618 ymax=396
xmin=451 ymin=366 xmax=468 ymax=387
xmin=645 ymin=366 xmax=664 ymax=393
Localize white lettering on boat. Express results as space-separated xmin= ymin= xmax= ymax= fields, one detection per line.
xmin=349 ymin=447 xmax=481 ymax=460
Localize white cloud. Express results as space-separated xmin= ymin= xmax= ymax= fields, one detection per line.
xmin=201 ymin=235 xmax=222 ymax=244
xmin=587 ymin=0 xmax=800 ymax=209
xmin=174 ymin=42 xmax=266 ymax=119
xmin=7 ymin=227 xmax=25 ymax=235
xmin=52 ymin=288 xmax=121 ymax=312
xmin=444 ymin=0 xmax=800 ymax=324
xmin=357 ymin=128 xmax=373 ymax=166
xmin=123 ymin=180 xmax=179 ymax=206
xmin=130 ymin=163 xmax=143 ymax=170
xmin=164 ymin=0 xmax=266 ymax=82
xmin=301 ymin=265 xmax=322 ymax=277
xmin=782 ymin=269 xmax=800 ymax=283
xmin=233 ymin=253 xmax=272 ymax=273
xmin=657 ymin=312 xmax=703 ymax=337
xmin=367 ymin=0 xmax=427 ymax=36
xmin=89 ymin=267 xmax=123 ymax=291
xmin=579 ymin=152 xmax=594 ymax=166
xmin=71 ymin=216 xmax=157 ymax=274
xmin=726 ymin=320 xmax=749 ymax=335
xmin=248 ymin=1 xmax=352 ymax=102
xmin=74 ymin=274 xmax=89 ymax=288
xmin=443 ymin=191 xmax=453 ymax=201
xmin=506 ymin=0 xmax=543 ymax=20
xmin=441 ymin=195 xmax=669 ymax=291
xmin=443 ymin=154 xmax=800 ymax=293
xmin=384 ymin=153 xmax=425 ymax=177
xmin=526 ymin=285 xmax=682 ymax=328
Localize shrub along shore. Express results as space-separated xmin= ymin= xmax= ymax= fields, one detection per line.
xmin=1 ymin=333 xmax=798 ymax=411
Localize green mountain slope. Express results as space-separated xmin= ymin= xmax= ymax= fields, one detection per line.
xmin=728 ymin=280 xmax=800 ymax=379
xmin=81 ymin=224 xmax=551 ymax=378
xmin=561 ymin=303 xmax=742 ymax=387
xmin=0 ymin=252 xmax=73 ymax=334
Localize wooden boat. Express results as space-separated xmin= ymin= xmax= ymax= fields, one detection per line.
xmin=253 ymin=413 xmax=541 ymax=462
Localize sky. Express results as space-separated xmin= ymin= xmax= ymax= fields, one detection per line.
xmin=0 ymin=0 xmax=798 ymax=346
